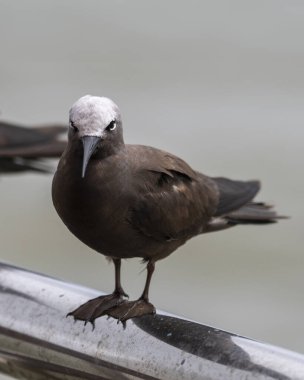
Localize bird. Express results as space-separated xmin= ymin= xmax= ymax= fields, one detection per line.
xmin=52 ymin=95 xmax=284 ymax=326
xmin=0 ymin=121 xmax=66 ymax=174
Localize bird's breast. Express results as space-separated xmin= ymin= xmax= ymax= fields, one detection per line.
xmin=52 ymin=158 xmax=139 ymax=256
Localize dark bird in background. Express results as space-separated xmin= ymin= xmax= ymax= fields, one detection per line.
xmin=0 ymin=121 xmax=66 ymax=174
xmin=52 ymin=95 xmax=284 ymax=326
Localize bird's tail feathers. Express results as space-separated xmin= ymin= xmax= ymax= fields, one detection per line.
xmin=224 ymin=202 xmax=287 ymax=224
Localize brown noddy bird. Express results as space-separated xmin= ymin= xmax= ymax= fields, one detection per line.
xmin=52 ymin=95 xmax=284 ymax=326
xmin=0 ymin=121 xmax=66 ymax=173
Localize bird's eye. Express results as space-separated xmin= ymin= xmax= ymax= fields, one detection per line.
xmin=106 ymin=120 xmax=116 ymax=132
xmin=70 ymin=120 xmax=79 ymax=132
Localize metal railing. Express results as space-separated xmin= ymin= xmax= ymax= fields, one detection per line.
xmin=0 ymin=262 xmax=303 ymax=380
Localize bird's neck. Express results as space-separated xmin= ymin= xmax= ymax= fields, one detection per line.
xmin=97 ymin=138 xmax=126 ymax=159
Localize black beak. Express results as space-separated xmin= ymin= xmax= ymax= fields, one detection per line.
xmin=81 ymin=136 xmax=101 ymax=178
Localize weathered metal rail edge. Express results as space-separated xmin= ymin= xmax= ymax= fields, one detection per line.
xmin=0 ymin=262 xmax=303 ymax=380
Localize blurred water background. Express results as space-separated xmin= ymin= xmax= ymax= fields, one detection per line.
xmin=0 ymin=2 xmax=303 ymax=377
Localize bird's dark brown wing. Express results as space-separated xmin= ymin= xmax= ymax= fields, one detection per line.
xmin=0 ymin=121 xmax=66 ymax=158
xmin=127 ymin=145 xmax=218 ymax=242
xmin=0 ymin=121 xmax=48 ymax=148
xmin=0 ymin=142 xmax=66 ymax=158
xmin=0 ymin=157 xmax=52 ymax=174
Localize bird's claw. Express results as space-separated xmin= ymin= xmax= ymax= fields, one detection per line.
xmin=67 ymin=293 xmax=125 ymax=326
xmin=106 ymin=299 xmax=156 ymax=326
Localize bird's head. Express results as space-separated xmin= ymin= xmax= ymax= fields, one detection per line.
xmin=68 ymin=95 xmax=124 ymax=178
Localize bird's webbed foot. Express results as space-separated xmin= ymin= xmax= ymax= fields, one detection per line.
xmin=107 ymin=299 xmax=156 ymax=327
xmin=67 ymin=291 xmax=127 ymax=327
